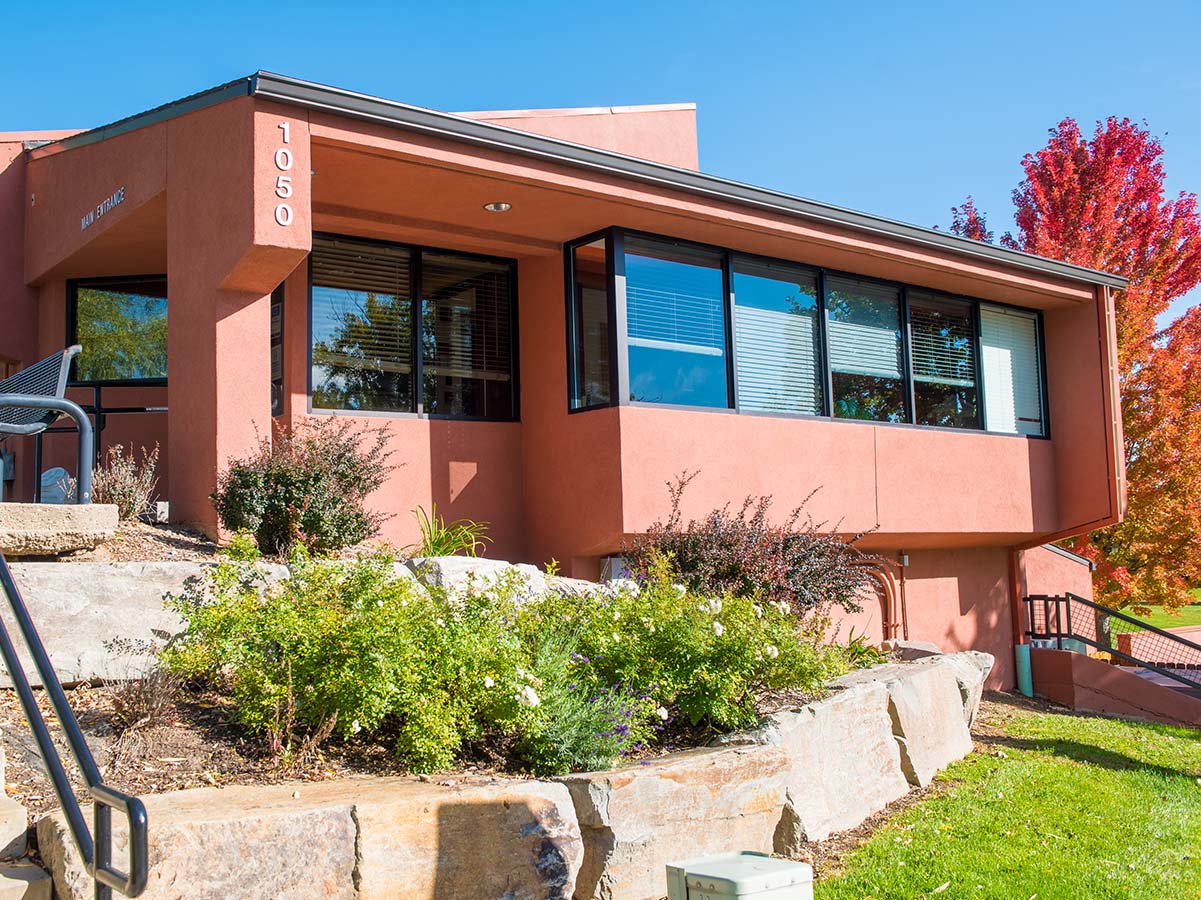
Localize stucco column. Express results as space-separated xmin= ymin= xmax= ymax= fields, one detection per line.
xmin=165 ymin=98 xmax=310 ymax=535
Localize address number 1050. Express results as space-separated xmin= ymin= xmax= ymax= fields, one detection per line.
xmin=274 ymin=122 xmax=294 ymax=227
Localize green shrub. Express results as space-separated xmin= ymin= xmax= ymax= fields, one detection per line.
xmin=211 ymin=418 xmax=396 ymax=555
xmin=518 ymin=551 xmax=846 ymax=731
xmin=407 ymin=503 xmax=490 ymax=557
xmin=164 ymin=550 xmax=846 ymax=773
xmin=625 ymin=472 xmax=875 ymax=617
xmin=93 ymin=443 xmax=159 ymax=520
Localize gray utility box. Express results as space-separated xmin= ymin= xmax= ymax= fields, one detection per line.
xmin=666 ymin=852 xmax=814 ymax=899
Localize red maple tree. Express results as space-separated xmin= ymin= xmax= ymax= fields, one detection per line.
xmin=952 ymin=117 xmax=1201 ymax=610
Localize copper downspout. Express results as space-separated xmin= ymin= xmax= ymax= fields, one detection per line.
xmin=853 ymin=560 xmax=905 ymax=640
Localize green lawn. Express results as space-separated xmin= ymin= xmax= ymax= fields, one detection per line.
xmin=816 ymin=697 xmax=1201 ymax=900
xmin=1110 ymin=601 xmax=1201 ymax=633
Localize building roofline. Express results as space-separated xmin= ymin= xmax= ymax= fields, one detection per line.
xmin=29 ymin=71 xmax=1129 ymax=291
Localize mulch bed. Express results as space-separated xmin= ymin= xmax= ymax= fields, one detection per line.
xmin=51 ymin=521 xmax=220 ymax=563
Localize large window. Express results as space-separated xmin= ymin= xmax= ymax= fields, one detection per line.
xmin=732 ymin=257 xmax=822 ymax=415
xmin=826 ymin=276 xmax=906 ymax=423
xmin=909 ymin=291 xmax=979 ymax=429
xmin=566 ymin=227 xmax=1049 ymax=437
xmin=624 ymin=236 xmax=729 ymax=408
xmin=68 ymin=277 xmax=168 ymax=383
xmin=310 ymin=234 xmax=517 ymax=419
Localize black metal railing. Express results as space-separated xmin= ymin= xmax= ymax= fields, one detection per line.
xmin=0 ymin=552 xmax=147 ymax=898
xmin=1025 ymin=592 xmax=1201 ymax=693
xmin=32 ymin=384 xmax=165 ymax=503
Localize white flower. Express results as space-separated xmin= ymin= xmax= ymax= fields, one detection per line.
xmin=752 ymin=604 xmax=763 ymax=618
xmin=607 ymin=577 xmax=641 ymax=596
xmin=764 ymin=644 xmax=779 ymax=659
xmin=672 ymin=583 xmax=687 ymax=597
xmin=350 ymin=719 xmax=362 ymax=734
xmin=700 ymin=597 xmax=722 ymax=615
xmin=435 ymin=618 xmax=446 ymax=628
xmin=656 ymin=706 xmax=670 ymax=721
xmin=377 ymin=599 xmax=384 ymax=607
xmin=612 ymin=631 xmax=622 ymax=644
xmin=613 ymin=608 xmax=622 ymax=621
xmin=517 ymin=668 xmax=529 ymax=680
xmin=516 ymin=685 xmax=541 ymax=708
xmin=484 ymin=676 xmax=495 ymax=689
xmin=713 ymin=621 xmax=725 ymax=637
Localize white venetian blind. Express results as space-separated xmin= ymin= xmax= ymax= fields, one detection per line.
xmin=732 ymin=258 xmax=822 ymax=415
xmin=980 ymin=304 xmax=1044 ymax=436
xmin=825 ymin=277 xmax=903 ymax=379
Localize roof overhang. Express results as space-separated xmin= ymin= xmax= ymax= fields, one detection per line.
xmin=27 ymin=71 xmax=1130 ymax=292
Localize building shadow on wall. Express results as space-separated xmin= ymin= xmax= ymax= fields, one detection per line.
xmin=428 ymin=419 xmax=524 ymax=560
xmin=430 ymin=798 xmax=576 ymax=900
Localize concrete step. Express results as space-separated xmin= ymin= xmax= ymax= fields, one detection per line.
xmin=0 ymin=863 xmax=50 ymax=900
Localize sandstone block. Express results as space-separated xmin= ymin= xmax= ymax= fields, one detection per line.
xmin=915 ymin=651 xmax=994 ymax=726
xmin=729 ymin=683 xmax=911 ymax=847
xmin=880 ymin=639 xmax=943 ymax=661
xmin=2 ymin=562 xmax=285 ymax=687
xmin=38 ymin=777 xmax=581 ymax=900
xmin=0 ymin=798 xmax=25 ymax=860
xmin=406 ymin=555 xmax=549 ymax=599
xmin=0 ymin=504 xmax=117 ymax=557
xmin=834 ymin=661 xmax=974 ymax=787
xmin=562 ymin=745 xmax=791 ymax=900
xmin=353 ymin=778 xmax=581 ymax=899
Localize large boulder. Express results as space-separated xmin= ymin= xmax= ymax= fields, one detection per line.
xmin=0 ymin=503 xmax=117 ymax=557
xmin=37 ymin=777 xmax=583 ymax=900
xmin=1 ymin=562 xmax=286 ymax=687
xmin=914 ymin=651 xmax=994 ymax=726
xmin=405 ymin=556 xmax=550 ymax=599
xmin=561 ymin=745 xmax=791 ymax=900
xmin=724 ymin=682 xmax=910 ymax=847
xmin=833 ymin=660 xmax=974 ymax=787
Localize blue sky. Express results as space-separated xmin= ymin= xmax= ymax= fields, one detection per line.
xmin=5 ymin=0 xmax=1199 ymax=318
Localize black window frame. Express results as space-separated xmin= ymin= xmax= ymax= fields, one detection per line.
xmin=66 ymin=274 xmax=169 ymax=388
xmin=564 ymin=226 xmax=1050 ymax=439
xmin=308 ymin=231 xmax=520 ymax=423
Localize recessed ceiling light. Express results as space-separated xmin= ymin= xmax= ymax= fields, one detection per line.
xmin=483 ymin=201 xmax=512 ymax=213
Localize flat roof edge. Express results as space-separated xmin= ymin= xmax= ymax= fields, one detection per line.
xmin=26 ymin=76 xmax=254 ymax=158
xmin=458 ymin=102 xmax=697 ymax=119
xmin=251 ymin=73 xmax=1126 ymax=290
xmin=1041 ymin=542 xmax=1097 ymax=571
xmin=23 ymin=70 xmax=1128 ymax=290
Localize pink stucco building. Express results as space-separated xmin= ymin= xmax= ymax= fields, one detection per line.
xmin=0 ymin=73 xmax=1125 ymax=688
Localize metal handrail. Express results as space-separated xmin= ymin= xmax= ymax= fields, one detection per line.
xmin=0 ymin=553 xmax=147 ymax=898
xmin=0 ymin=396 xmax=94 ymax=504
xmin=1024 ymin=592 xmax=1201 ymax=694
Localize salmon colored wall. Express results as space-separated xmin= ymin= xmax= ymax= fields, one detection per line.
xmin=1043 ymin=299 xmax=1119 ymax=534
xmin=165 ymin=99 xmax=311 ymax=533
xmin=518 ymin=255 xmax=624 ymax=578
xmin=614 ymin=405 xmax=1059 ymax=546
xmin=461 ymin=104 xmax=700 ymax=170
xmin=1018 ymin=545 xmax=1094 ymax=601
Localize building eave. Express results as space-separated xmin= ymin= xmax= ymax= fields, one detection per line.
xmin=28 ymin=70 xmax=1130 ymax=291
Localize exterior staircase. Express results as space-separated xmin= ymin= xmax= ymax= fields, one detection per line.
xmin=1025 ymin=592 xmax=1201 ymax=729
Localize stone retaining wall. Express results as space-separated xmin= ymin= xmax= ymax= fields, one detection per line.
xmin=37 ymin=651 xmax=992 ymax=900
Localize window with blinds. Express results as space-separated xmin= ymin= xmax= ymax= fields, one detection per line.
xmin=909 ymin=291 xmax=980 ymax=429
xmin=980 ymin=304 xmax=1045 ymax=436
xmin=731 ymin=256 xmax=822 ymax=415
xmin=624 ymin=236 xmax=728 ymax=408
xmin=826 ymin=276 xmax=906 ymax=422
xmin=310 ymin=235 xmax=517 ymax=419
xmin=311 ymin=235 xmax=414 ymax=412
xmin=421 ymin=252 xmax=515 ymax=419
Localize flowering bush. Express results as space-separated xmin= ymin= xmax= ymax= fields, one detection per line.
xmin=625 ymin=473 xmax=876 ymax=616
xmin=164 ymin=548 xmax=847 ymax=774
